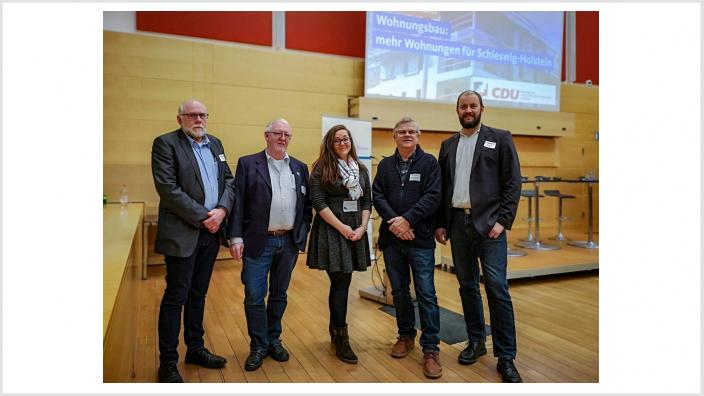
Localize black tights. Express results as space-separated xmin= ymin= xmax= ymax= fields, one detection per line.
xmin=327 ymin=271 xmax=352 ymax=327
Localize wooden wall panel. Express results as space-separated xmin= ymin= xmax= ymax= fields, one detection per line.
xmin=212 ymin=45 xmax=364 ymax=95
xmin=104 ymin=32 xmax=214 ymax=82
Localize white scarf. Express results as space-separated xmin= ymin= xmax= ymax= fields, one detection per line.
xmin=338 ymin=158 xmax=363 ymax=200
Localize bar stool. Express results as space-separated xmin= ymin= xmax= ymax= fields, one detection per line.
xmin=544 ymin=190 xmax=576 ymax=241
xmin=507 ymin=230 xmax=527 ymax=257
xmin=515 ymin=177 xmax=560 ymax=250
xmin=518 ymin=189 xmax=541 ymax=242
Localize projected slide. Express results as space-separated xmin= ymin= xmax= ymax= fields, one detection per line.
xmin=365 ymin=11 xmax=564 ymax=112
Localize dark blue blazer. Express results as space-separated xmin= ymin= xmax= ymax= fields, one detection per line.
xmin=227 ymin=150 xmax=312 ymax=258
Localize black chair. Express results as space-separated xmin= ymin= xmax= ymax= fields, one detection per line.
xmin=544 ymin=190 xmax=576 ymax=241
xmin=518 ymin=190 xmax=542 ymax=242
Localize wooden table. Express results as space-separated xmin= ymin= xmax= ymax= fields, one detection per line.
xmin=103 ymin=202 xmax=144 ymax=382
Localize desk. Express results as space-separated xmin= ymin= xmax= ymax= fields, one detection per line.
xmin=103 ymin=202 xmax=143 ymax=382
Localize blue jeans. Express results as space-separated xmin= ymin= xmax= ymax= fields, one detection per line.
xmin=242 ymin=234 xmax=298 ymax=351
xmin=449 ymin=210 xmax=517 ymax=359
xmin=383 ymin=243 xmax=440 ymax=352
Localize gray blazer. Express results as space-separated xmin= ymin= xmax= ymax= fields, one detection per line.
xmin=151 ymin=129 xmax=235 ymax=257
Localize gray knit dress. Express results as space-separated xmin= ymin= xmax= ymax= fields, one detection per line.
xmin=306 ymin=165 xmax=372 ymax=273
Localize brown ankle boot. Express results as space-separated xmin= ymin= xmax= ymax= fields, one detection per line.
xmin=390 ymin=336 xmax=415 ymax=358
xmin=423 ymin=351 xmax=443 ymax=379
xmin=331 ymin=325 xmax=358 ymax=364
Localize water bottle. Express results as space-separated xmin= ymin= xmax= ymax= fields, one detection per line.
xmin=119 ymin=185 xmax=129 ymax=207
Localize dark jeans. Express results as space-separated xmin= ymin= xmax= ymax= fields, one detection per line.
xmin=449 ymin=210 xmax=517 ymax=359
xmin=158 ymin=229 xmax=220 ymax=363
xmin=327 ymin=271 xmax=352 ymax=327
xmin=242 ymin=234 xmax=298 ymax=351
xmin=383 ymin=242 xmax=441 ymax=352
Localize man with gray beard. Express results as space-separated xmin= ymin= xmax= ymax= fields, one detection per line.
xmin=151 ymin=99 xmax=235 ymax=382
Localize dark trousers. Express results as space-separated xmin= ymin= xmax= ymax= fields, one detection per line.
xmin=449 ymin=209 xmax=517 ymax=359
xmin=241 ymin=234 xmax=298 ymax=351
xmin=158 ymin=229 xmax=220 ymax=363
xmin=327 ymin=271 xmax=352 ymax=327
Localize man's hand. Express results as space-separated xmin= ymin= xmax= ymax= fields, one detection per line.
xmin=229 ymin=242 xmax=244 ymax=261
xmin=388 ymin=216 xmax=411 ymax=237
xmin=202 ymin=207 xmax=226 ymax=233
xmin=398 ymin=229 xmax=415 ymax=241
xmin=488 ymin=222 xmax=505 ymax=239
xmin=435 ymin=228 xmax=447 ymax=245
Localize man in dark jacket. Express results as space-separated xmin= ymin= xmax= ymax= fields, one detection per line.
xmin=226 ymin=119 xmax=313 ymax=371
xmin=372 ymin=117 xmax=443 ymax=379
xmin=151 ymin=99 xmax=234 ymax=382
xmin=435 ymin=90 xmax=523 ymax=383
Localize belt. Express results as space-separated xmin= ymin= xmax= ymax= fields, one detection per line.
xmin=452 ymin=207 xmax=472 ymax=214
xmin=267 ymin=229 xmax=291 ymax=236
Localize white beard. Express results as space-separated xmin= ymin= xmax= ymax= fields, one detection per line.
xmin=183 ymin=126 xmax=206 ymax=139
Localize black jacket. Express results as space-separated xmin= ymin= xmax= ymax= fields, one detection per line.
xmin=437 ymin=125 xmax=522 ymax=237
xmin=372 ymin=146 xmax=441 ymax=250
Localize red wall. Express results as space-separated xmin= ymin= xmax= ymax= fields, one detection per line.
xmin=136 ymin=11 xmax=272 ymax=46
xmin=135 ymin=11 xmax=597 ymax=85
xmin=285 ymin=12 xmax=366 ymax=58
xmin=575 ymin=11 xmax=599 ymax=85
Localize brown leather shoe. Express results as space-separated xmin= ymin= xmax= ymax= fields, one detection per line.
xmin=390 ymin=336 xmax=414 ymax=358
xmin=423 ymin=351 xmax=443 ymax=379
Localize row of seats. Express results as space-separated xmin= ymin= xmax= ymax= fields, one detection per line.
xmin=510 ymin=176 xmax=578 ymax=255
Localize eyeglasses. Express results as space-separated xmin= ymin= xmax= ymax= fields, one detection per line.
xmin=180 ymin=113 xmax=209 ymax=120
xmin=266 ymin=131 xmax=292 ymax=139
xmin=333 ymin=138 xmax=350 ymax=145
xmin=394 ymin=129 xmax=419 ymax=136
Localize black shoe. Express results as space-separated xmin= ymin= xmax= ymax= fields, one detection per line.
xmin=458 ymin=340 xmax=487 ymax=365
xmin=158 ymin=361 xmax=183 ymax=383
xmin=268 ymin=343 xmax=290 ymax=362
xmin=185 ymin=348 xmax=227 ymax=369
xmin=244 ymin=348 xmax=267 ymax=371
xmin=497 ymin=357 xmax=523 ymax=383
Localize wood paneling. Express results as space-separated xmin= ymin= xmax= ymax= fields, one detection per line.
xmin=350 ymin=96 xmax=576 ymax=137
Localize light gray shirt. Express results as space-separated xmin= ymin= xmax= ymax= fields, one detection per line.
xmin=265 ymin=151 xmax=297 ymax=231
xmin=230 ymin=151 xmax=298 ymax=245
xmin=452 ymin=127 xmax=480 ymax=209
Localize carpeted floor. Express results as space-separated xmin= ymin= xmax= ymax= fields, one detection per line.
xmin=379 ymin=302 xmax=491 ymax=345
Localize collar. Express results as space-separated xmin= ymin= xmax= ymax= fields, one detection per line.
xmin=395 ymin=147 xmax=417 ymax=162
xmin=459 ymin=124 xmax=482 ymax=138
xmin=265 ymin=150 xmax=289 ymax=163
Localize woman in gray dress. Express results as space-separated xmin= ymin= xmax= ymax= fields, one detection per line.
xmin=306 ymin=124 xmax=372 ymax=364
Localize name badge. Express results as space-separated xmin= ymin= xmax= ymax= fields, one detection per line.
xmin=342 ymin=200 xmax=358 ymax=213
xmin=409 ymin=173 xmax=421 ymax=182
xmin=483 ymin=141 xmax=496 ymax=149
xmin=301 ymin=185 xmax=307 ymax=195
xmin=218 ymin=153 xmax=226 ymax=161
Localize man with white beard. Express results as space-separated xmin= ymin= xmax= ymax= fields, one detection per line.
xmin=151 ymin=99 xmax=235 ymax=382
